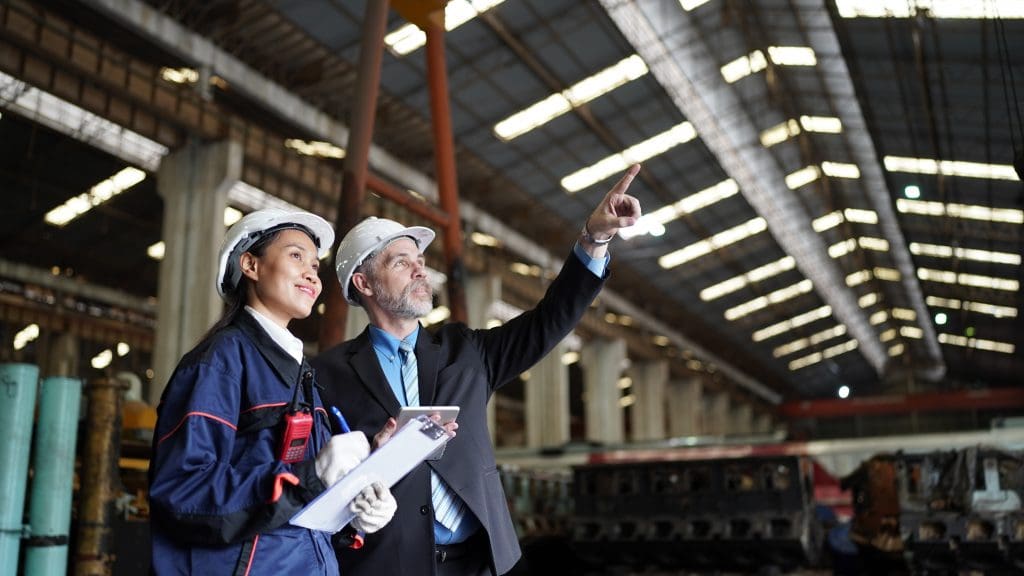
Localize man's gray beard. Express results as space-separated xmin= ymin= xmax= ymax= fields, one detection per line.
xmin=372 ymin=276 xmax=433 ymax=320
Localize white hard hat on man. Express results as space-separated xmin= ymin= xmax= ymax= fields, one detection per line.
xmin=333 ymin=216 xmax=434 ymax=307
xmin=216 ymin=208 xmax=335 ymax=300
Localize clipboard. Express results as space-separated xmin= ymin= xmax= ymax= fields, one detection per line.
xmin=290 ymin=415 xmax=450 ymax=533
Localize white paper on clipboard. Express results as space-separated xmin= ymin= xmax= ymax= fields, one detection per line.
xmin=290 ymin=415 xmax=450 ymax=533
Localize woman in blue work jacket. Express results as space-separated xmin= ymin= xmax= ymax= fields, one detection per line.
xmin=149 ymin=208 xmax=396 ymax=575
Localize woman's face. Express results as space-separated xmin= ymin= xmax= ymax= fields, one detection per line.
xmin=242 ymin=228 xmax=322 ymax=327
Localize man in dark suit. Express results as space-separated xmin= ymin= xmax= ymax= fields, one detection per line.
xmin=312 ymin=164 xmax=641 ymax=576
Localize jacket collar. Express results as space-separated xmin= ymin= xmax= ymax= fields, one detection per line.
xmin=234 ymin=311 xmax=304 ymax=388
xmin=349 ymin=324 xmax=440 ymax=414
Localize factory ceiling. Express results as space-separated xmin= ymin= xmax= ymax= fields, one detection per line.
xmin=1 ymin=0 xmax=1022 ymax=425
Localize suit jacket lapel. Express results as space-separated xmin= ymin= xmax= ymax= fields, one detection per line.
xmin=416 ymin=325 xmax=440 ymax=405
xmin=348 ymin=328 xmax=403 ymax=416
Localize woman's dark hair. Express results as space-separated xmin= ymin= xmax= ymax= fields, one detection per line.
xmin=194 ymin=225 xmax=315 ymax=349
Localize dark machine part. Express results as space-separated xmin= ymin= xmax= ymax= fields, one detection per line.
xmin=843 ymin=447 xmax=1024 ymax=575
xmin=568 ymin=456 xmax=821 ymax=572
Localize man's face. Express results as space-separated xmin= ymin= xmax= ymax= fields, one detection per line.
xmin=365 ymin=237 xmax=433 ymax=320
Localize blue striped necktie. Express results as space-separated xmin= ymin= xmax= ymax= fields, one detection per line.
xmin=399 ymin=340 xmax=465 ymax=533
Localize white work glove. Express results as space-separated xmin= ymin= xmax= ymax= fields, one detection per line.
xmin=349 ymin=481 xmax=397 ymax=534
xmin=314 ymin=432 xmax=370 ymax=488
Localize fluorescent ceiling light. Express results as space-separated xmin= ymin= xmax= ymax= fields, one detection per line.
xmin=724 ymin=279 xmax=813 ymax=321
xmin=909 ymin=242 xmax=1021 ymax=266
xmin=836 ymin=0 xmax=1024 ymax=19
xmin=699 ymin=256 xmax=795 ymax=301
xmin=752 ymin=305 xmax=832 ymax=342
xmin=896 ymin=198 xmax=1023 ymax=223
xmin=658 ymin=217 xmax=766 ymax=269
xmin=45 ymin=167 xmax=147 ymax=227
xmin=385 ymin=0 xmax=506 ymax=56
xmin=495 ymin=55 xmax=648 ymax=141
xmin=859 ymin=293 xmax=880 ymax=308
xmin=621 ymin=178 xmax=739 ymax=239
xmin=917 ymin=268 xmax=1019 ymax=291
xmin=938 ymin=333 xmax=1016 ymax=354
xmin=869 ymin=310 xmax=888 ymax=325
xmin=884 ymin=155 xmax=1019 ymax=181
xmin=888 ymin=343 xmax=905 ymax=357
xmin=562 ymin=122 xmax=697 ymax=192
xmin=925 ymin=296 xmax=1017 ymax=319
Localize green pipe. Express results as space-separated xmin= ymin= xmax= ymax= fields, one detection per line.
xmin=24 ymin=376 xmax=83 ymax=576
xmin=0 ymin=363 xmax=40 ymax=575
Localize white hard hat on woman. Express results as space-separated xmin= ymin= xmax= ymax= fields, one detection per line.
xmin=216 ymin=208 xmax=335 ymax=300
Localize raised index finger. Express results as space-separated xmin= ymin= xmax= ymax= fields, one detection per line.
xmin=608 ymin=164 xmax=641 ymax=200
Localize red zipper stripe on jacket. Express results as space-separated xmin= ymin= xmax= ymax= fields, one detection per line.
xmin=242 ymin=534 xmax=260 ymax=576
xmin=157 ymin=411 xmax=237 ymax=445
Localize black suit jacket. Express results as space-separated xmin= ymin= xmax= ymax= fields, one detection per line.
xmin=312 ymin=251 xmax=606 ymax=576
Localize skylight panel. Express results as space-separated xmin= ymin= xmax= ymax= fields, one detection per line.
xmin=884 ymin=156 xmax=1019 ymax=181
xmin=896 ymin=199 xmax=1024 ymax=223
xmin=385 ymin=0 xmax=507 ymax=56
xmin=699 ymin=256 xmax=796 ymax=301
xmin=759 ymin=116 xmax=843 ymax=148
xmin=785 ymin=165 xmax=821 ymax=189
xmin=658 ymin=217 xmax=766 ymax=269
xmin=917 ymin=268 xmax=1019 ymax=291
xmin=909 ymin=242 xmax=1021 ymax=266
xmin=938 ymin=333 xmax=1015 ymax=354
xmin=925 ymin=296 xmax=1018 ymax=318
xmin=772 ymin=324 xmax=847 ymax=358
xmin=724 ymin=279 xmax=813 ymax=321
xmin=835 ymin=0 xmax=1024 ymax=19
xmin=494 ymin=55 xmax=648 ymax=141
xmin=45 ymin=168 xmax=146 ymax=227
xmin=752 ymin=305 xmax=832 ymax=342
xmin=562 ymin=122 xmax=696 ymax=192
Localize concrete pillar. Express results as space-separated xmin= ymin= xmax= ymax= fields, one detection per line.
xmin=45 ymin=332 xmax=79 ymax=378
xmin=629 ymin=360 xmax=668 ymax=442
xmin=705 ymin=392 xmax=730 ymax=436
xmin=581 ymin=338 xmax=627 ymax=445
xmin=150 ymin=140 xmax=241 ymax=404
xmin=466 ymin=272 xmax=501 ymax=445
xmin=525 ymin=340 xmax=570 ymax=448
xmin=668 ymin=378 xmax=702 ymax=438
xmin=730 ymin=403 xmax=753 ymax=436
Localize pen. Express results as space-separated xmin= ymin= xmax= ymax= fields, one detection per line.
xmin=330 ymin=405 xmax=351 ymax=434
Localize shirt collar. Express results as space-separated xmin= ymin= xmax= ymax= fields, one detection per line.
xmin=245 ymin=306 xmax=304 ymax=363
xmin=369 ymin=325 xmax=419 ymax=356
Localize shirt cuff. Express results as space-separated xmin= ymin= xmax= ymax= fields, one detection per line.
xmin=573 ymin=241 xmax=609 ymax=278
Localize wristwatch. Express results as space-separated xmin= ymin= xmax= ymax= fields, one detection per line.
xmin=581 ymin=219 xmax=614 ymax=245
